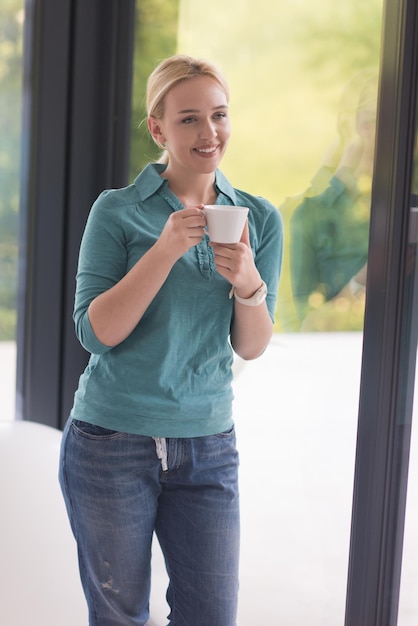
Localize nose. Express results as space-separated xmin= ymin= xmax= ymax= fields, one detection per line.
xmin=199 ymin=118 xmax=217 ymax=139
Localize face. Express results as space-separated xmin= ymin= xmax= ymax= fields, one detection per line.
xmin=149 ymin=75 xmax=231 ymax=175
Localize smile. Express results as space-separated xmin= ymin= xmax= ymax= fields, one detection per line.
xmin=195 ymin=145 xmax=218 ymax=154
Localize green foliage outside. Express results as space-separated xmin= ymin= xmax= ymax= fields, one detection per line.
xmin=0 ymin=0 xmax=23 ymax=340
xmin=129 ymin=0 xmax=180 ymax=180
xmin=0 ymin=0 xmax=384 ymax=340
xmin=175 ymin=0 xmax=383 ymax=332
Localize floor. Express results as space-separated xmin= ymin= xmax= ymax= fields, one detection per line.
xmin=1 ymin=335 xmax=417 ymax=625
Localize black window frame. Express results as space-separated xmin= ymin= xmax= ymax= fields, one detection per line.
xmin=16 ymin=0 xmax=135 ymax=429
xmin=345 ymin=0 xmax=418 ymax=623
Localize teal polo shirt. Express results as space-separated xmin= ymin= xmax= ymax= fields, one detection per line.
xmin=71 ymin=163 xmax=283 ymax=437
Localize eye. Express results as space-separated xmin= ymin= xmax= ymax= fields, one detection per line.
xmin=181 ymin=116 xmax=196 ymax=124
xmin=213 ymin=112 xmax=227 ymax=120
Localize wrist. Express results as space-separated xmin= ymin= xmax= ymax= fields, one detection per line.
xmin=349 ymin=276 xmax=365 ymax=296
xmin=232 ymin=276 xmax=263 ymax=300
xmin=229 ymin=281 xmax=267 ymax=306
xmin=234 ymin=285 xmax=261 ymax=300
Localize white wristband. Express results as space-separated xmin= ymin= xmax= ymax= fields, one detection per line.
xmin=349 ymin=277 xmax=365 ymax=296
xmin=229 ymin=281 xmax=267 ymax=306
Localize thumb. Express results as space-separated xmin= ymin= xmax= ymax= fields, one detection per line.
xmin=240 ymin=218 xmax=250 ymax=246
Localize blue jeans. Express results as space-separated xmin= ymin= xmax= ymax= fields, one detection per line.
xmin=59 ymin=418 xmax=240 ymax=626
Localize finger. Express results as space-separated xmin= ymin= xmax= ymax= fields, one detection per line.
xmin=211 ymin=244 xmax=236 ymax=263
xmin=182 ymin=206 xmax=205 ymax=216
xmin=212 ymin=248 xmax=238 ymax=273
xmin=182 ymin=213 xmax=206 ymax=228
xmin=240 ymin=219 xmax=250 ymax=246
xmin=213 ymin=256 xmax=234 ymax=272
xmin=209 ymin=241 xmax=237 ymax=253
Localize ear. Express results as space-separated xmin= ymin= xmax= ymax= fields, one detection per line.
xmin=148 ymin=117 xmax=166 ymax=145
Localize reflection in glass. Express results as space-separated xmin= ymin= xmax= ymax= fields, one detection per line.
xmin=285 ymin=70 xmax=378 ymax=331
xmin=0 ymin=0 xmax=24 ymax=420
xmin=288 ymin=71 xmax=378 ymax=330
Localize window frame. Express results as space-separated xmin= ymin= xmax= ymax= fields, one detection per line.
xmin=16 ymin=0 xmax=136 ymax=428
xmin=345 ymin=0 xmax=418 ymax=624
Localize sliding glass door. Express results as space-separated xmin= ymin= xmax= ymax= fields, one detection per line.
xmin=11 ymin=1 xmax=418 ymax=625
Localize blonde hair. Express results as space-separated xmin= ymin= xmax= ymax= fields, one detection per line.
xmin=146 ymin=55 xmax=230 ymax=162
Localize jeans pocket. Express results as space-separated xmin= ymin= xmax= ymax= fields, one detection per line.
xmin=214 ymin=424 xmax=235 ymax=439
xmin=71 ymin=419 xmax=123 ymax=440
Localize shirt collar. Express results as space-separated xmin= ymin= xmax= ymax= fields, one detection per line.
xmin=134 ymin=162 xmax=237 ymax=205
xmin=214 ymin=169 xmax=237 ymax=204
xmin=134 ymin=163 xmax=169 ymax=201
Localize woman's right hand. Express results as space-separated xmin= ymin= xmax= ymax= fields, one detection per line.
xmin=87 ymin=206 xmax=206 ymax=347
xmin=157 ymin=206 xmax=206 ymax=262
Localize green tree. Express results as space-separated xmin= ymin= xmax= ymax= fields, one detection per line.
xmin=129 ymin=0 xmax=180 ymax=181
xmin=296 ymin=0 xmax=382 ymax=83
xmin=0 ymin=0 xmax=23 ymax=340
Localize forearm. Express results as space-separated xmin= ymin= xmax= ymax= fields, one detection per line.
xmin=88 ymin=240 xmax=175 ymax=347
xmin=230 ymin=301 xmax=273 ymax=360
xmin=333 ymin=165 xmax=359 ymax=192
xmin=81 ymin=206 xmax=207 ymax=348
xmin=210 ymin=220 xmax=277 ymax=359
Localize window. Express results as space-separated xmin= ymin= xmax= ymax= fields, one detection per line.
xmin=12 ymin=0 xmax=417 ymax=623
xmin=0 ymin=0 xmax=24 ymax=421
xmin=128 ymin=1 xmax=386 ymax=623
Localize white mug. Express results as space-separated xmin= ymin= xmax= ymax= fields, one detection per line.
xmin=203 ymin=205 xmax=249 ymax=243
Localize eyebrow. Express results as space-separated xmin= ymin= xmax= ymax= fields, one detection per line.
xmin=176 ymin=105 xmax=229 ymax=115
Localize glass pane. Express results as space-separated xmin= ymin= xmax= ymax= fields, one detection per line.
xmin=0 ymin=0 xmax=24 ymax=421
xmin=129 ymin=1 xmax=384 ymax=624
xmin=397 ymin=100 xmax=418 ymax=626
xmin=129 ymin=0 xmax=180 ymax=182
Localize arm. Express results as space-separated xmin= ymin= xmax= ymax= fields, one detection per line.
xmin=78 ymin=205 xmax=206 ymax=348
xmin=211 ymin=218 xmax=281 ymax=360
xmin=230 ymin=291 xmax=274 ymax=360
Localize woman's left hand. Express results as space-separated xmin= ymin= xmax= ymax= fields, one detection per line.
xmin=210 ymin=220 xmax=262 ymax=297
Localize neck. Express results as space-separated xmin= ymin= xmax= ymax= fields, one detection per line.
xmin=162 ymin=168 xmax=218 ymax=207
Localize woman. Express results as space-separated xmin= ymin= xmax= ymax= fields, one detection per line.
xmin=59 ymin=54 xmax=283 ymax=626
xmin=287 ymin=71 xmax=378 ymax=328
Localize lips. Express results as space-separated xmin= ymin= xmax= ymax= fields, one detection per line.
xmin=194 ymin=145 xmax=218 ymax=155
